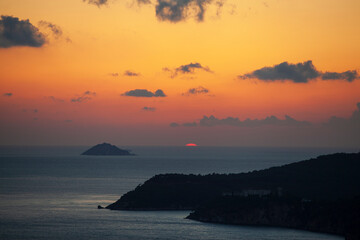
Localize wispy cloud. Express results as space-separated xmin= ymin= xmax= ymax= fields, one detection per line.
xmin=47 ymin=96 xmax=65 ymax=103
xmin=86 ymin=0 xmax=225 ymax=22
xmin=37 ymin=20 xmax=71 ymax=43
xmin=166 ymin=62 xmax=213 ymax=78
xmin=182 ymin=86 xmax=209 ymax=96
xmin=83 ymin=0 xmax=108 ymax=7
xmin=109 ymin=73 xmax=119 ymax=77
xmin=124 ymin=70 xmax=140 ymax=77
xmin=154 ymin=0 xmax=225 ymax=23
xmin=322 ymin=70 xmax=358 ymax=82
xmin=3 ymin=93 xmax=13 ymax=97
xmin=71 ymin=91 xmax=96 ymax=103
xmin=122 ymin=89 xmax=166 ymax=97
xmin=38 ymin=21 xmax=62 ymax=39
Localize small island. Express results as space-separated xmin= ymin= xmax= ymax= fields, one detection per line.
xmin=81 ymin=143 xmax=134 ymax=156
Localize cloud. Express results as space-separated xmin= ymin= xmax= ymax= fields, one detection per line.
xmin=182 ymin=86 xmax=209 ymax=96
xmin=137 ymin=0 xmax=152 ymax=4
xmin=170 ymin=121 xmax=197 ymax=127
xmin=143 ymin=106 xmax=156 ymax=111
xmin=71 ymin=91 xmax=96 ymax=103
xmin=109 ymin=73 xmax=119 ymax=77
xmin=325 ymin=102 xmax=360 ymax=128
xmin=155 ymin=0 xmax=224 ymax=23
xmin=166 ymin=62 xmax=212 ymax=78
xmin=3 ymin=93 xmax=13 ymax=97
xmin=176 ymin=62 xmax=212 ymax=74
xmin=238 ymin=60 xmax=359 ymax=83
xmin=238 ymin=61 xmax=320 ymax=83
xmin=171 ymin=114 xmax=311 ymax=127
xmin=83 ymin=0 xmax=108 ymax=7
xmin=124 ymin=70 xmax=140 ymax=77
xmin=199 ymin=115 xmax=311 ymax=127
xmin=0 ymin=15 xmax=46 ymax=48
xmin=182 ymin=122 xmax=197 ymax=127
xmin=47 ymin=96 xmax=65 ymax=103
xmin=122 ymin=89 xmax=166 ymax=97
xmin=322 ymin=70 xmax=358 ymax=82
xmin=85 ymin=0 xmax=223 ymax=23
xmin=170 ymin=122 xmax=180 ymax=127
xmin=38 ymin=21 xmax=63 ymax=39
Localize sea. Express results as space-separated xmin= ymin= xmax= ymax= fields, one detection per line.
xmin=0 ymin=145 xmax=355 ymax=240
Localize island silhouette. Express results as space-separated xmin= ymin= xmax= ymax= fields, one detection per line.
xmin=82 ymin=143 xmax=134 ymax=156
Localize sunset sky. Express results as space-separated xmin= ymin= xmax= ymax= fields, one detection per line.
xmin=1 ymin=0 xmax=359 ymax=147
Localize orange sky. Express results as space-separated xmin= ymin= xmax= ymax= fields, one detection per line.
xmin=0 ymin=0 xmax=359 ymax=146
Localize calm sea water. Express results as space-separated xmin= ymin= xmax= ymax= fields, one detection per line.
xmin=0 ymin=146 xmax=353 ymax=240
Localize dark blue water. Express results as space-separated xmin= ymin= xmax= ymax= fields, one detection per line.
xmin=0 ymin=146 xmax=351 ymax=240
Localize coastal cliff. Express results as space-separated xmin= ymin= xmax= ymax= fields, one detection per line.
xmin=107 ymin=152 xmax=360 ymax=210
xmin=106 ymin=152 xmax=360 ymax=238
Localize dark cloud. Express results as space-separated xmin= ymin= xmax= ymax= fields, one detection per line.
xmin=71 ymin=91 xmax=96 ymax=103
xmin=239 ymin=60 xmax=359 ymax=83
xmin=182 ymin=86 xmax=209 ymax=96
xmin=64 ymin=120 xmax=73 ymax=123
xmin=166 ymin=62 xmax=212 ymax=78
xmin=176 ymin=62 xmax=212 ymax=74
xmin=171 ymin=114 xmax=311 ymax=127
xmin=124 ymin=70 xmax=140 ymax=77
xmin=322 ymin=70 xmax=358 ymax=82
xmin=122 ymin=89 xmax=166 ymax=97
xmin=85 ymin=0 xmax=223 ymax=23
xmin=155 ymin=0 xmax=223 ymax=23
xmin=199 ymin=115 xmax=311 ymax=127
xmin=33 ymin=109 xmax=38 ymax=113
xmin=83 ymin=0 xmax=108 ymax=7
xmin=143 ymin=106 xmax=156 ymax=111
xmin=0 ymin=15 xmax=46 ymax=48
xmin=238 ymin=61 xmax=320 ymax=83
xmin=326 ymin=102 xmax=360 ymax=128
xmin=3 ymin=93 xmax=13 ymax=97
xmin=38 ymin=21 xmax=63 ymax=39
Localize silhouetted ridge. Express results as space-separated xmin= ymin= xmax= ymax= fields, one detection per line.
xmin=107 ymin=152 xmax=360 ymax=210
xmin=81 ymin=143 xmax=134 ymax=156
xmin=106 ymin=152 xmax=360 ymax=238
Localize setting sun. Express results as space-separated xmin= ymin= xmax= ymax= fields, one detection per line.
xmin=185 ymin=143 xmax=198 ymax=147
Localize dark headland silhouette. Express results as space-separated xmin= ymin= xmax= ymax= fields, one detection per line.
xmin=106 ymin=152 xmax=360 ymax=240
xmin=82 ymin=143 xmax=134 ymax=156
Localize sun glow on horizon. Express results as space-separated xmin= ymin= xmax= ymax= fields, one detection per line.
xmin=186 ymin=143 xmax=198 ymax=147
